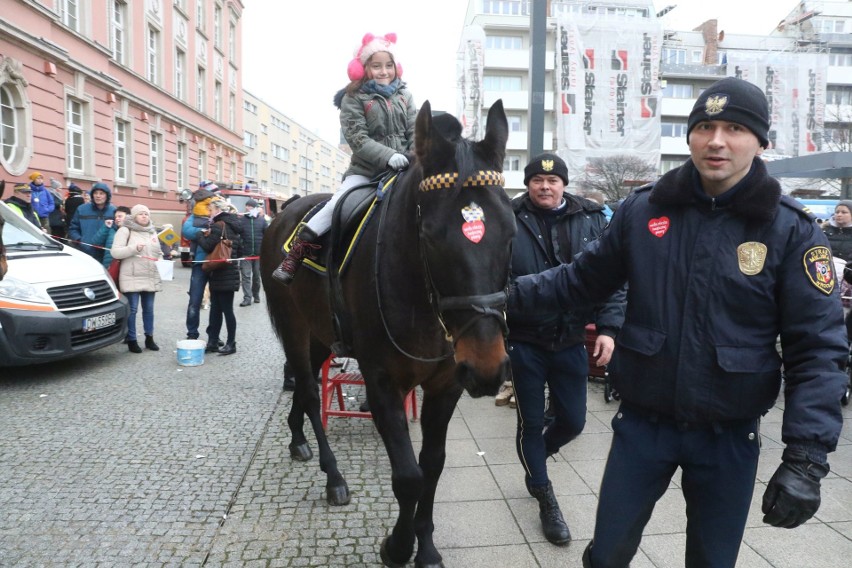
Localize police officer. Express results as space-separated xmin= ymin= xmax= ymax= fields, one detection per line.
xmin=508 ymin=153 xmax=625 ymax=546
xmin=510 ymin=77 xmax=848 ymax=567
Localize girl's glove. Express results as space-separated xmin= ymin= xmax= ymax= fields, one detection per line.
xmin=388 ymin=153 xmax=409 ymax=170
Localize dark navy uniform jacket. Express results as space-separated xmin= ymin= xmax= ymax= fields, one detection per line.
xmin=511 ymin=158 xmax=847 ymax=457
xmin=508 ymin=192 xmax=625 ymax=350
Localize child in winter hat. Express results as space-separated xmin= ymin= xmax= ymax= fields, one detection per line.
xmin=270 ymin=32 xmax=417 ymax=285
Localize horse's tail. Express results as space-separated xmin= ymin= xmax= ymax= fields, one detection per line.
xmin=260 ymin=194 xmax=302 ymax=344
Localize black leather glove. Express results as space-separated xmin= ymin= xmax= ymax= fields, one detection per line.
xmin=762 ymin=448 xmax=829 ymax=528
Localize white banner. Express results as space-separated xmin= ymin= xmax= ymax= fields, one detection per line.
xmin=556 ymin=14 xmax=662 ymax=181
xmin=457 ymin=25 xmax=486 ymax=140
xmin=726 ymin=52 xmax=828 ymax=157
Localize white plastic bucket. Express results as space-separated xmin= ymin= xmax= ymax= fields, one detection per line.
xmin=176 ymin=339 xmax=205 ymax=366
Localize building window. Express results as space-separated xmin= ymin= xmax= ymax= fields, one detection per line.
xmin=0 ymin=80 xmax=28 ymax=173
xmin=662 ymin=48 xmax=686 ymax=65
xmin=507 ymin=115 xmax=522 ymax=132
xmin=244 ymin=131 xmax=257 ymax=148
xmin=175 ymin=48 xmax=186 ymax=100
xmin=177 ymin=142 xmax=187 ymax=188
xmin=214 ymin=81 xmax=222 ymax=121
xmin=482 ymin=1 xmax=530 ymax=16
xmin=271 ymin=143 xmax=288 ymax=160
xmin=228 ymin=93 xmax=235 ymax=130
xmin=196 ymin=66 xmax=206 ymax=112
xmin=660 ymin=158 xmax=682 ymax=174
xmin=829 ymin=52 xmax=852 ymax=67
xmin=198 ymin=149 xmax=207 ymax=182
xmin=260 ymin=152 xmax=268 ymax=162
xmin=150 ymin=132 xmax=163 ymax=188
xmin=827 ymin=86 xmax=852 ymax=105
xmin=661 ymin=121 xmax=688 ymax=138
xmin=214 ymin=3 xmax=222 ymax=49
xmin=245 ymin=161 xmax=258 ymax=180
xmin=114 ymin=119 xmax=129 ymax=183
xmin=61 ymin=0 xmax=80 ymax=32
xmin=66 ymin=97 xmax=85 ymax=173
xmin=486 ymin=35 xmax=523 ymax=50
xmin=483 ymin=75 xmax=522 ymax=91
xmin=228 ymin=19 xmax=236 ymax=60
xmin=503 ymin=155 xmax=521 ymax=171
xmin=662 ymin=83 xmax=693 ymax=99
xmin=147 ymin=26 xmax=160 ymax=84
xmin=111 ymin=1 xmax=127 ymax=64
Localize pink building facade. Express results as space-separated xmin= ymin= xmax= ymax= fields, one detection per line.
xmin=0 ymin=0 xmax=245 ymax=224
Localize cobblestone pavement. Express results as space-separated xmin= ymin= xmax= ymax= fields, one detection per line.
xmin=0 ymin=266 xmax=850 ymax=567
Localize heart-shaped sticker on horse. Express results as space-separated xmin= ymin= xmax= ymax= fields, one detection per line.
xmin=648 ymin=216 xmax=670 ymax=238
xmin=461 ymin=202 xmax=486 ymax=243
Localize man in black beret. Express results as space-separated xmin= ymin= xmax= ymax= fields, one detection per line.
xmin=510 ymin=77 xmax=848 ymax=567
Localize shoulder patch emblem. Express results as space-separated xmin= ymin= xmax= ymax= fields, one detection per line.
xmin=803 ymin=246 xmax=835 ymax=295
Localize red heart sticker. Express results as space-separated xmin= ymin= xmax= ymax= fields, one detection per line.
xmin=648 ymin=217 xmax=670 ymax=238
xmin=462 ymin=220 xmax=485 ymax=243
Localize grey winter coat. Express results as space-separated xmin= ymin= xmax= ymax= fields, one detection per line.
xmin=337 ymin=84 xmax=416 ymax=179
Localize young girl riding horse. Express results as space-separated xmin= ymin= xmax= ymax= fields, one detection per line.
xmin=271 ymin=32 xmax=417 ymax=284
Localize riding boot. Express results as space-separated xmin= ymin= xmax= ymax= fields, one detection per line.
xmin=528 ymin=481 xmax=571 ymax=546
xmin=271 ymin=226 xmax=321 ymax=285
xmin=144 ymin=335 xmax=160 ymax=351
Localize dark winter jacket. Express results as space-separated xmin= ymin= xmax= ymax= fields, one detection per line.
xmin=197 ymin=212 xmax=243 ymax=292
xmin=92 ymin=223 xmax=120 ymax=267
xmin=64 ymin=194 xmax=84 ymax=225
xmin=510 ymin=158 xmax=848 ymax=460
xmin=68 ymin=186 xmax=116 ymax=261
xmin=239 ymin=213 xmax=267 ymax=257
xmin=822 ymin=222 xmax=852 ymax=262
xmin=508 ymin=192 xmax=625 ymax=350
xmin=4 ymin=196 xmax=41 ymax=228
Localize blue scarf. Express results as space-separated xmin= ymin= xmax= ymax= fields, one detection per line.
xmin=361 ymin=78 xmax=401 ymax=99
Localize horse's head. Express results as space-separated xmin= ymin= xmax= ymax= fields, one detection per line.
xmin=413 ymin=100 xmax=516 ymax=397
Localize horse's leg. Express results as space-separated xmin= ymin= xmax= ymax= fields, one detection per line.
xmin=368 ymin=377 xmax=424 ymax=567
xmin=411 ymin=386 xmax=463 ymax=568
xmin=286 ymin=343 xmax=314 ymax=462
xmin=300 ymin=342 xmax=350 ymax=505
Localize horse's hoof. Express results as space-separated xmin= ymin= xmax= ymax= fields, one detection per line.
xmin=289 ymin=442 xmax=313 ymax=461
xmin=379 ymin=536 xmax=409 ymax=568
xmin=326 ymin=483 xmax=351 ymax=506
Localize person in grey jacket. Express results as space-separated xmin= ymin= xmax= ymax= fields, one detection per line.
xmin=238 ymin=199 xmax=266 ymax=306
xmin=272 ymin=32 xmax=416 ymax=285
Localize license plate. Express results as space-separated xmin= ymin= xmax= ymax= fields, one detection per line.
xmin=82 ymin=312 xmax=116 ymax=332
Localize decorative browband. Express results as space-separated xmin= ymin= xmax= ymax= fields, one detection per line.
xmin=419 ymin=170 xmax=505 ymax=192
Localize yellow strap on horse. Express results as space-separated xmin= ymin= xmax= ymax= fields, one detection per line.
xmin=418 ymin=170 xmax=505 ymax=192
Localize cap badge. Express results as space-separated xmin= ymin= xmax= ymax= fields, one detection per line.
xmin=541 ymin=159 xmax=554 ymax=172
xmin=737 ymin=242 xmax=767 ymax=276
xmin=705 ymin=95 xmax=728 ymax=116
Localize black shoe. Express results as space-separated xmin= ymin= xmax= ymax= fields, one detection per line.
xmin=359 ymin=400 xmax=370 ymax=413
xmin=186 ymin=334 xmax=199 ymax=340
xmin=218 ymin=342 xmax=237 ymax=356
xmin=144 ymin=335 xmax=160 ymax=351
xmin=205 ymin=342 xmax=220 ymax=353
xmin=253 ymin=297 xmax=261 ymax=303
xmin=127 ymin=340 xmax=142 ymax=354
xmin=528 ymin=481 xmax=571 ymax=546
xmin=239 ymin=299 xmax=252 ymax=307
xmin=283 ymin=376 xmax=296 ymax=391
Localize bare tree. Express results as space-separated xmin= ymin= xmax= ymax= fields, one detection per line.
xmin=578 ymin=155 xmax=658 ymax=202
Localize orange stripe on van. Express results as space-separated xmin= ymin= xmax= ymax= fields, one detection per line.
xmin=0 ymin=300 xmax=56 ymax=312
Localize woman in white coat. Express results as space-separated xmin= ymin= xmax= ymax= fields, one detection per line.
xmin=111 ymin=204 xmax=163 ymax=353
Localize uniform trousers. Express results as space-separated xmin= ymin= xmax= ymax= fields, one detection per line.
xmin=510 ymin=340 xmax=588 ymax=488
xmin=590 ymin=404 xmax=760 ymax=568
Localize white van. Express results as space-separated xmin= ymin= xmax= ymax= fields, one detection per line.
xmin=0 ymin=200 xmax=129 ymax=366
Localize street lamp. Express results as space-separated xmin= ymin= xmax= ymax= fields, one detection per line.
xmin=302 ymin=139 xmax=319 ymax=196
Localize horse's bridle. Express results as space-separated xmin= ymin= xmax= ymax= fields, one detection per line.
xmin=416 ymin=170 xmax=510 ymax=346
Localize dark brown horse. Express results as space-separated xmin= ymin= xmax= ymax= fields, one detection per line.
xmin=0 ymin=180 xmax=7 ymax=280
xmin=260 ymin=100 xmax=515 ymax=567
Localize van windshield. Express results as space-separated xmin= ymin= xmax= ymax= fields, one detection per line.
xmin=0 ymin=202 xmax=62 ymax=250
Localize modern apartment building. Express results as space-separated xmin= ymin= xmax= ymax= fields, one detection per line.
xmin=458 ymin=0 xmax=852 ymax=195
xmin=0 ymin=0 xmax=245 ymax=223
xmin=241 ymin=91 xmax=350 ymax=201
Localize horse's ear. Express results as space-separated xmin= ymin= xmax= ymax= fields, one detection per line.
xmin=479 ymin=100 xmax=508 ymax=168
xmin=414 ymin=100 xmax=433 ymax=165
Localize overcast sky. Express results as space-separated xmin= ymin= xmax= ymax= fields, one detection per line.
xmin=242 ymin=1 xmax=797 ymax=143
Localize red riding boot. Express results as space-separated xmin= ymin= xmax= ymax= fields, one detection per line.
xmin=271 ymin=226 xmax=321 ymax=285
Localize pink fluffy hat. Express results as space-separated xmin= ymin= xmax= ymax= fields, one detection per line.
xmin=347 ymin=33 xmax=403 ymax=81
